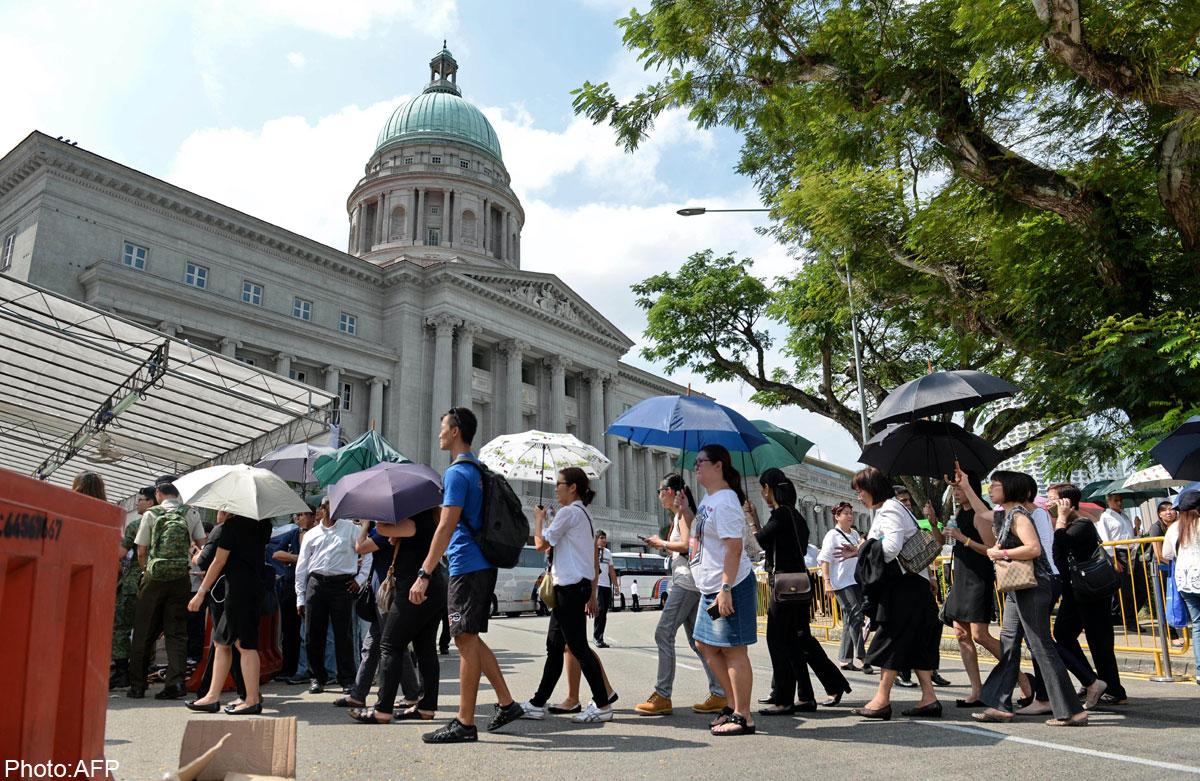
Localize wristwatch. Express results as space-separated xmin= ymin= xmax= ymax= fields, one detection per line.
xmin=416 ymin=568 xmax=431 ymax=580
xmin=720 ymin=583 xmax=732 ymax=593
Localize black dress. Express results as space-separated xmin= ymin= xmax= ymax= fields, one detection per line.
xmin=212 ymin=515 xmax=271 ymax=649
xmin=941 ymin=508 xmax=995 ymax=625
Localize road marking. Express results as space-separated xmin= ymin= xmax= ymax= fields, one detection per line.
xmin=915 ymin=721 xmax=1200 ymax=775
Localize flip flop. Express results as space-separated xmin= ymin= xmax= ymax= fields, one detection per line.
xmin=711 ymin=713 xmax=756 ymax=736
xmin=709 ymin=706 xmax=734 ymax=728
xmin=1046 ymin=716 xmax=1088 ymax=727
xmin=333 ymin=696 xmax=366 ymax=708
xmin=395 ymin=706 xmax=434 ymax=721
xmin=972 ymin=711 xmax=1014 ymax=723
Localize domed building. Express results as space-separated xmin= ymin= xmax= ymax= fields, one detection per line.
xmin=0 ymin=46 xmax=861 ymax=551
xmin=348 ymin=47 xmax=523 ymax=269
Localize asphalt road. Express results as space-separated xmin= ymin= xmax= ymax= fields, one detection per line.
xmin=103 ymin=610 xmax=1200 ymax=780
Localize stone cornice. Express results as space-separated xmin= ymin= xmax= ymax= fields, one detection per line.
xmin=617 ymin=362 xmax=693 ymax=397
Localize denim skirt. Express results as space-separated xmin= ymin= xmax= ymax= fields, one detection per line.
xmin=694 ymin=574 xmax=759 ymax=647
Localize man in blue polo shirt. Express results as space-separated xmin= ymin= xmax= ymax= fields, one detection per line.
xmin=410 ymin=406 xmax=522 ymax=743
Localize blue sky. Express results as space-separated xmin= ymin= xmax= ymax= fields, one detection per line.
xmin=3 ymin=0 xmax=864 ymax=467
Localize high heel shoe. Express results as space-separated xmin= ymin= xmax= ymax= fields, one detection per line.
xmin=851 ymin=704 xmax=892 ymax=721
xmin=822 ymin=691 xmax=845 ymax=707
xmin=185 ymin=700 xmax=220 ymax=713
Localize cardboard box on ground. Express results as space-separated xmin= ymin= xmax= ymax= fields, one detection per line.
xmin=166 ymin=717 xmax=297 ymax=781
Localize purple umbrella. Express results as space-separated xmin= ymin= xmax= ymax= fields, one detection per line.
xmin=328 ymin=462 xmax=443 ymax=524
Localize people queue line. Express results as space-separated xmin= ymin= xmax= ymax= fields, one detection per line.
xmin=81 ymin=408 xmax=1200 ymax=740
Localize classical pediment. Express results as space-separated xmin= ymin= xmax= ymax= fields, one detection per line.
xmin=452 ymin=268 xmax=634 ymax=350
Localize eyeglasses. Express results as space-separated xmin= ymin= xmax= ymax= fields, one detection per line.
xmin=555 ymin=482 xmax=568 ymax=487
xmin=657 ymin=486 xmax=670 ymax=493
xmin=694 ymin=458 xmax=714 ymax=467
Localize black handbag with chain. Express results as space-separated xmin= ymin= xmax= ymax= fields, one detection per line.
xmin=771 ymin=507 xmax=812 ymax=603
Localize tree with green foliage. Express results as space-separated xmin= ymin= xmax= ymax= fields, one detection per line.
xmin=575 ymin=0 xmax=1200 ymax=467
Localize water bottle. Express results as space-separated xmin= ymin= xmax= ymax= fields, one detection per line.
xmin=946 ymin=515 xmax=959 ymax=546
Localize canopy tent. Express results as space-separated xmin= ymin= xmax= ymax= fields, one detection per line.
xmin=0 ymin=276 xmax=338 ymax=499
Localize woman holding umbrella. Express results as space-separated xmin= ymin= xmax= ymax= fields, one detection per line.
xmin=185 ymin=509 xmax=272 ymax=714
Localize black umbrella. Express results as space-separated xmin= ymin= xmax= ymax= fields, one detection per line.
xmin=1149 ymin=415 xmax=1200 ymax=481
xmin=871 ymin=370 xmax=1018 ymax=430
xmin=859 ymin=420 xmax=1004 ymax=479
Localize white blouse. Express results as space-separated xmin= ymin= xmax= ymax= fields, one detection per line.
xmin=866 ymin=498 xmax=928 ymax=582
xmin=1163 ymin=522 xmax=1200 ymax=594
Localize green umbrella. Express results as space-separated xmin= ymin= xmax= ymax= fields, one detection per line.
xmin=1084 ymin=478 xmax=1157 ymax=506
xmin=1079 ymin=480 xmax=1112 ymax=503
xmin=313 ymin=429 xmax=411 ymax=487
xmin=751 ymin=420 xmax=815 ymax=464
xmin=676 ymin=436 xmax=800 ymax=476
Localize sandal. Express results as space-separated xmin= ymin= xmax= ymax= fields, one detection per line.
xmin=972 ymin=710 xmax=1014 ymax=723
xmin=711 ymin=713 xmax=756 ymax=736
xmin=395 ymin=706 xmax=434 ymax=721
xmin=348 ymin=707 xmax=392 ymax=724
xmin=1046 ymin=715 xmax=1088 ymax=727
xmin=709 ymin=706 xmax=734 ymax=728
xmin=333 ymin=696 xmax=366 ymax=708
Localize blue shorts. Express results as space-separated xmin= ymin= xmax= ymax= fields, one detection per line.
xmin=693 ymin=574 xmax=759 ymax=647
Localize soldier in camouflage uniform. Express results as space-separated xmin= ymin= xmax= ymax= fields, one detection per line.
xmin=110 ymin=487 xmax=157 ymax=689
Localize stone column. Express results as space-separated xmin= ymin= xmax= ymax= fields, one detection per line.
xmin=544 ymin=356 xmax=570 ymax=433
xmin=274 ymin=352 xmax=293 ymax=377
xmin=456 ymin=322 xmax=481 ymax=407
xmin=418 ymin=187 xmax=429 ymax=245
xmin=349 ymin=204 xmax=360 ymax=253
xmin=368 ymin=377 xmax=388 ymax=430
xmin=358 ymin=203 xmax=370 ymax=253
xmin=498 ymin=339 xmax=530 ymax=435
xmin=603 ymin=376 xmax=623 ymax=507
xmin=381 ymin=192 xmax=391 ymax=243
xmin=324 ymin=365 xmax=343 ymax=395
xmin=586 ymin=370 xmax=608 ymax=449
xmin=428 ymin=314 xmax=461 ymax=469
xmin=482 ymin=198 xmax=490 ymax=254
xmin=218 ymin=338 xmax=240 ymax=358
xmin=412 ymin=188 xmax=422 ymax=245
xmin=447 ymin=190 xmax=455 ymax=247
xmin=156 ymin=321 xmax=180 ymax=337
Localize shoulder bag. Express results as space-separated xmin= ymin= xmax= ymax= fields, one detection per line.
xmin=994 ymin=508 xmax=1037 ymax=594
xmin=1066 ymin=524 xmax=1120 ymax=602
xmin=538 ymin=505 xmax=595 ymax=612
xmin=374 ymin=541 xmax=402 ymax=615
xmin=895 ymin=502 xmax=941 ymax=574
xmin=772 ymin=508 xmax=812 ymax=603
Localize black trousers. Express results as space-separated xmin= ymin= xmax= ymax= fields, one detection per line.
xmin=305 ymin=575 xmax=356 ymax=686
xmin=593 ymin=586 xmax=612 ymax=641
xmin=632 ymin=593 xmax=641 ymax=611
xmin=766 ymin=596 xmax=848 ymax=704
xmin=199 ymin=595 xmax=247 ymax=699
xmin=376 ymin=574 xmax=447 ymax=713
xmin=129 ymin=576 xmax=191 ymax=690
xmin=531 ymin=580 xmax=608 ymax=707
xmin=277 ymin=578 xmax=301 ymax=677
xmin=1055 ymin=589 xmax=1125 ymax=697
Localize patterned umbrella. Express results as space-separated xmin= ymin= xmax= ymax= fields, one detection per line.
xmin=478 ymin=430 xmax=611 ymax=505
xmin=1122 ymin=465 xmax=1189 ymax=492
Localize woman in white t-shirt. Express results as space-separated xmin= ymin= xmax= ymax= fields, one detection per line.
xmin=1161 ymin=490 xmax=1200 ymax=680
xmin=671 ymin=444 xmax=756 ymax=736
xmin=818 ymin=502 xmax=868 ymax=672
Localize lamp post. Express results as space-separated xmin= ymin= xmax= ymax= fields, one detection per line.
xmin=677 ymin=205 xmax=871 ymax=444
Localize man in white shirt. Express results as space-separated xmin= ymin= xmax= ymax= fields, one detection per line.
xmin=1097 ymin=493 xmax=1139 ymax=630
xmin=630 ymin=579 xmax=641 ymax=611
xmin=295 ymin=498 xmax=371 ymax=694
xmin=593 ymin=531 xmax=616 ymax=647
xmin=1097 ymin=494 xmax=1135 ymax=557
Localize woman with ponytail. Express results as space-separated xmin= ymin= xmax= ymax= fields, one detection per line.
xmin=670 ymin=444 xmax=758 ymax=736
xmin=746 ymin=468 xmax=850 ymax=714
xmin=519 ymin=468 xmax=614 ymax=724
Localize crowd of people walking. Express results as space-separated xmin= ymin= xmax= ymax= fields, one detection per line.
xmin=89 ymin=404 xmax=1199 ymax=742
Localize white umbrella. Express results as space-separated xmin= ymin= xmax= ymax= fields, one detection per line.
xmin=174 ymin=464 xmax=311 ymax=520
xmin=478 ymin=431 xmax=611 ymax=504
xmin=1122 ymin=465 xmax=1190 ymax=492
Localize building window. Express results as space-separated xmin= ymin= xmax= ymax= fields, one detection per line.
xmin=521 ymin=361 xmax=534 ymax=385
xmin=1 ymin=231 xmax=14 ymax=271
xmin=431 ymin=155 xmax=442 ymax=164
xmin=472 ymin=349 xmax=488 ymax=370
xmin=289 ymin=369 xmax=307 ymax=383
xmin=184 ymin=263 xmax=208 ymax=289
xmin=404 ymin=156 xmax=413 ymax=165
xmin=427 ymin=228 xmax=440 ymax=246
xmin=242 ymin=281 xmax=263 ymax=306
xmin=484 ymin=167 xmax=492 ymax=175
xmin=293 ymin=297 xmax=312 ymax=321
xmin=236 ymin=356 xmax=256 ymax=367
xmin=461 ymin=210 xmax=476 ymax=240
xmin=339 ymin=312 xmax=357 ymax=334
xmin=341 ymin=382 xmax=353 ymax=411
xmin=121 ymin=242 xmax=147 ymax=270
xmin=565 ymin=376 xmax=577 ymax=398
xmin=459 ymin=160 xmax=470 ymax=169
xmin=430 ymin=206 xmax=440 ymax=215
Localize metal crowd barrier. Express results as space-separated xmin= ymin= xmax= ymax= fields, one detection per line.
xmin=756 ymin=536 xmax=1192 ymax=679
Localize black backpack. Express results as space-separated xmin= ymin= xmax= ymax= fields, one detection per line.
xmin=452 ymin=454 xmax=530 ymax=569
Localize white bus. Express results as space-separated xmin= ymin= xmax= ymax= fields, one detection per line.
xmin=492 ymin=545 xmax=548 ymax=617
xmin=611 ymin=551 xmax=671 ymax=611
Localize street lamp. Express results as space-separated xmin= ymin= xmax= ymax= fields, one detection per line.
xmin=677 ymin=205 xmax=871 ymax=445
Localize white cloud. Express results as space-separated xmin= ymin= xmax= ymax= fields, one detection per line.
xmin=201 ymin=0 xmax=458 ymax=39
xmin=286 ymin=52 xmax=307 ymax=69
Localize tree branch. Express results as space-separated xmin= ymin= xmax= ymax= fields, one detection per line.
xmin=1158 ymin=110 xmax=1200 ymax=255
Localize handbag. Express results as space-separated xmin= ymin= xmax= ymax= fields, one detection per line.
xmin=1067 ymin=543 xmax=1120 ymax=602
xmin=354 ymin=573 xmax=377 ymax=621
xmin=374 ymin=542 xmax=402 ymax=615
xmin=538 ymin=567 xmax=556 ymax=611
xmin=771 ymin=507 xmax=812 ymax=603
xmin=1166 ymin=561 xmax=1190 ymax=629
xmin=994 ymin=509 xmax=1037 ymax=594
xmin=895 ymin=502 xmax=940 ymax=574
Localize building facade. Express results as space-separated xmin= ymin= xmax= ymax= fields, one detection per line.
xmin=0 ymin=47 xmax=862 ymax=547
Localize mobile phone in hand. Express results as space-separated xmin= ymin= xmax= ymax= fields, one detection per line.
xmin=706 ymin=600 xmax=724 ymax=620
xmin=636 ymin=534 xmax=649 ymax=542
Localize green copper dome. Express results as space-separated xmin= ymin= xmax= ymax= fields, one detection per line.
xmin=375 ymin=90 xmax=503 ymax=162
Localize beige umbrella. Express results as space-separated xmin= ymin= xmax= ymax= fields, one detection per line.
xmin=174 ymin=464 xmax=311 ymax=520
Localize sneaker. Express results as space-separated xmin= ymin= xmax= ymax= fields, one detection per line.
xmin=487 ymin=701 xmax=524 ymax=732
xmin=595 ymin=640 xmax=610 ymax=648
xmin=519 ymin=700 xmax=545 ymax=720
xmin=422 ymin=718 xmax=478 ymax=744
xmin=693 ymin=693 xmax=728 ymax=713
xmin=931 ymin=672 xmax=952 ymax=687
xmin=571 ymin=701 xmax=614 ymax=723
xmin=635 ymin=693 xmax=673 ymax=716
